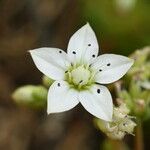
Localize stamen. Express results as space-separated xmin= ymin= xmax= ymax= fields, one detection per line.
xmin=92 ymin=54 xmax=95 ymax=58
xmin=68 ymin=72 xmax=72 ymax=82
xmin=79 ymin=80 xmax=83 ymax=83
xmin=59 ymin=50 xmax=62 ymax=53
xmin=88 ymin=44 xmax=91 ymax=46
xmin=72 ymin=51 xmax=76 ymax=54
xmin=107 ymin=63 xmax=111 ymax=66
xmin=57 ymin=83 xmax=60 ymax=87
xmin=99 ymin=69 xmax=102 ymax=72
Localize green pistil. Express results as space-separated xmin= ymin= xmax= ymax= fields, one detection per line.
xmin=65 ymin=64 xmax=95 ymax=91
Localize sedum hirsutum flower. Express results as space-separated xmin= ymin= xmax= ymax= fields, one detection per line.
xmin=29 ymin=23 xmax=134 ymax=121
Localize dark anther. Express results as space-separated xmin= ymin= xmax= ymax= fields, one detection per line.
xmin=123 ymin=123 xmax=127 ymax=126
xmin=65 ymin=71 xmax=68 ymax=73
xmin=88 ymin=44 xmax=91 ymax=46
xmin=57 ymin=83 xmax=60 ymax=87
xmin=107 ymin=63 xmax=111 ymax=66
xmin=99 ymin=69 xmax=102 ymax=72
xmin=92 ymin=54 xmax=95 ymax=58
xmin=79 ymin=80 xmax=83 ymax=83
xmin=59 ymin=50 xmax=62 ymax=53
xmin=72 ymin=51 xmax=76 ymax=54
xmin=97 ymin=89 xmax=100 ymax=94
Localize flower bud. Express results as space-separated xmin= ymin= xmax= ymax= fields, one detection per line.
xmin=118 ymin=80 xmax=150 ymax=120
xmin=107 ymin=130 xmax=126 ymax=140
xmin=114 ymin=103 xmax=130 ymax=119
xmin=119 ymin=119 xmax=136 ymax=134
xmin=12 ymin=85 xmax=48 ymax=109
xmin=128 ymin=47 xmax=150 ymax=81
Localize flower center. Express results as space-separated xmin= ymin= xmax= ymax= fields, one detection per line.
xmin=65 ymin=65 xmax=95 ymax=90
xmin=71 ymin=66 xmax=90 ymax=86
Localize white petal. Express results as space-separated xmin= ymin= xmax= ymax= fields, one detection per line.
xmin=30 ymin=48 xmax=70 ymax=80
xmin=67 ymin=23 xmax=99 ymax=64
xmin=91 ymin=54 xmax=134 ymax=84
xmin=47 ymin=81 xmax=79 ymax=114
xmin=79 ymin=84 xmax=113 ymax=121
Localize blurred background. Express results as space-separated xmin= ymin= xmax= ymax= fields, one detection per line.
xmin=0 ymin=0 xmax=150 ymax=150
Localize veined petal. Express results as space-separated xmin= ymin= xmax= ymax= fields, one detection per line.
xmin=30 ymin=48 xmax=70 ymax=80
xmin=67 ymin=23 xmax=99 ymax=64
xmin=79 ymin=84 xmax=113 ymax=121
xmin=91 ymin=54 xmax=134 ymax=84
xmin=47 ymin=81 xmax=79 ymax=114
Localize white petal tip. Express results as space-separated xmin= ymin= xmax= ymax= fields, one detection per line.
xmin=106 ymin=117 xmax=113 ymax=122
xmin=96 ymin=114 xmax=112 ymax=122
xmin=86 ymin=22 xmax=90 ymax=26
xmin=47 ymin=109 xmax=51 ymax=114
xmin=86 ymin=23 xmax=92 ymax=28
xmin=28 ymin=50 xmax=32 ymax=53
xmin=130 ymin=58 xmax=134 ymax=65
xmin=103 ymin=114 xmax=113 ymax=122
xmin=101 ymin=107 xmax=113 ymax=122
xmin=29 ymin=49 xmax=37 ymax=54
xmin=127 ymin=58 xmax=134 ymax=70
xmin=47 ymin=106 xmax=59 ymax=114
xmin=29 ymin=50 xmax=36 ymax=55
xmin=47 ymin=109 xmax=55 ymax=115
xmin=82 ymin=22 xmax=92 ymax=30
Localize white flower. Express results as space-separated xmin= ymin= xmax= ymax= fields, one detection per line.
xmin=30 ymin=23 xmax=134 ymax=121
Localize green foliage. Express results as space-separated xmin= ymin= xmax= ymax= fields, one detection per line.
xmin=79 ymin=0 xmax=150 ymax=55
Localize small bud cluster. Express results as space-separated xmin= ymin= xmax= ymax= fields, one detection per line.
xmin=128 ymin=46 xmax=150 ymax=89
xmin=95 ymin=103 xmax=136 ymax=140
xmin=118 ymin=47 xmax=150 ymax=121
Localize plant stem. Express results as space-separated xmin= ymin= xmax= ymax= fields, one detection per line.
xmin=134 ymin=121 xmax=144 ymax=150
xmin=110 ymin=140 xmax=125 ymax=150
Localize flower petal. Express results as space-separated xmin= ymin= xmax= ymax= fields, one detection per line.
xmin=47 ymin=81 xmax=79 ymax=114
xmin=67 ymin=23 xmax=99 ymax=64
xmin=79 ymin=84 xmax=113 ymax=121
xmin=91 ymin=54 xmax=134 ymax=84
xmin=30 ymin=48 xmax=70 ymax=80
